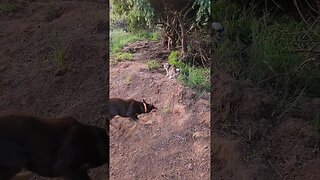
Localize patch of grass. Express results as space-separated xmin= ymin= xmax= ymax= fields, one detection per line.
xmin=111 ymin=52 xmax=134 ymax=61
xmin=0 ymin=1 xmax=16 ymax=14
xmin=146 ymin=59 xmax=161 ymax=70
xmin=110 ymin=29 xmax=157 ymax=54
xmin=51 ymin=31 xmax=67 ymax=71
xmin=179 ymin=65 xmax=210 ymax=92
xmin=167 ymin=51 xmax=210 ymax=92
xmin=168 ymin=50 xmax=180 ymax=65
xmin=125 ymin=75 xmax=133 ymax=86
xmin=212 ymin=1 xmax=320 ymax=115
xmin=162 ymin=107 xmax=170 ymax=114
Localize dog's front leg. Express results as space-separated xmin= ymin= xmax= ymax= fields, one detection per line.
xmin=130 ymin=115 xmax=139 ymax=122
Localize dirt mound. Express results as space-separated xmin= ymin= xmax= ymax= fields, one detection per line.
xmin=0 ymin=1 xmax=108 ymax=179
xmin=110 ymin=41 xmax=210 ymax=179
xmin=212 ymin=71 xmax=320 ymax=179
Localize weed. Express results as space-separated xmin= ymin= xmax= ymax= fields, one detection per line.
xmin=212 ymin=1 xmax=320 ymax=115
xmin=51 ymin=31 xmax=67 ymax=71
xmin=162 ymin=107 xmax=170 ymax=114
xmin=111 ymin=52 xmax=134 ymax=61
xmin=168 ymin=51 xmax=180 ymax=65
xmin=167 ymin=51 xmax=210 ymax=92
xmin=0 ymin=1 xmax=16 ymax=14
xmin=125 ymin=75 xmax=133 ymax=86
xmin=146 ymin=60 xmax=160 ymax=70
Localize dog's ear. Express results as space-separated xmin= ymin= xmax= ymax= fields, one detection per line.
xmin=143 ymin=99 xmax=146 ymax=103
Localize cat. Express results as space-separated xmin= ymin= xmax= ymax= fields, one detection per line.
xmin=164 ymin=63 xmax=180 ymax=79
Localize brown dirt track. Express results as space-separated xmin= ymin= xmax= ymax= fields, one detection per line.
xmin=0 ymin=0 xmax=108 ymax=179
xmin=109 ymin=41 xmax=210 ymax=180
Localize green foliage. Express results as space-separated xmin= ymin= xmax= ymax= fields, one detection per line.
xmin=194 ymin=0 xmax=211 ymax=24
xmin=168 ymin=51 xmax=181 ymax=65
xmin=110 ymin=0 xmax=154 ymax=32
xmin=212 ymin=2 xmax=320 ymax=111
xmin=181 ymin=66 xmax=210 ymax=92
xmin=110 ymin=30 xmax=156 ymax=54
xmin=146 ymin=59 xmax=161 ymax=70
xmin=0 ymin=1 xmax=16 ymax=14
xmin=111 ymin=0 xmax=212 ymax=31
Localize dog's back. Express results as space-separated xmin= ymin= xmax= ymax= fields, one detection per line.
xmin=108 ymin=98 xmax=156 ymax=122
xmin=108 ymin=98 xmax=134 ymax=117
xmin=0 ymin=111 xmax=108 ymax=180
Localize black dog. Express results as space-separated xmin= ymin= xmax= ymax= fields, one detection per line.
xmin=0 ymin=111 xmax=108 ymax=180
xmin=108 ymin=98 xmax=157 ymax=122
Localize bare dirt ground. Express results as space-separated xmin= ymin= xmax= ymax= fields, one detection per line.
xmin=211 ymin=71 xmax=320 ymax=180
xmin=0 ymin=0 xmax=108 ymax=179
xmin=109 ymin=41 xmax=210 ymax=180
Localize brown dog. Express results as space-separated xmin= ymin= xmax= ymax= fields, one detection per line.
xmin=108 ymin=98 xmax=157 ymax=122
xmin=0 ymin=111 xmax=108 ymax=180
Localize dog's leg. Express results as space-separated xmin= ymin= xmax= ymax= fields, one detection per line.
xmin=130 ymin=115 xmax=139 ymax=121
xmin=65 ymin=170 xmax=90 ymax=180
xmin=0 ymin=139 xmax=24 ymax=180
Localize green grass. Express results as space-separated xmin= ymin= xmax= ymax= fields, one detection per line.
xmin=168 ymin=51 xmax=210 ymax=92
xmin=125 ymin=75 xmax=133 ymax=86
xmin=212 ymin=1 xmax=320 ymax=116
xmin=179 ymin=65 xmax=210 ymax=92
xmin=110 ymin=29 xmax=158 ymax=54
xmin=146 ymin=59 xmax=161 ymax=70
xmin=111 ymin=52 xmax=134 ymax=61
xmin=51 ymin=31 xmax=67 ymax=71
xmin=0 ymin=1 xmax=16 ymax=14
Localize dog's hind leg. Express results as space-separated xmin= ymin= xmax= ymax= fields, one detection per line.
xmin=65 ymin=170 xmax=90 ymax=180
xmin=0 ymin=139 xmax=25 ymax=180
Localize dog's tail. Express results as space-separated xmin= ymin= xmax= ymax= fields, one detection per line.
xmin=211 ymin=22 xmax=225 ymax=47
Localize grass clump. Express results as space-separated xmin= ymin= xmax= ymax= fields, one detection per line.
xmin=0 ymin=1 xmax=16 ymax=14
xmin=51 ymin=31 xmax=67 ymax=71
xmin=110 ymin=29 xmax=158 ymax=54
xmin=212 ymin=1 xmax=320 ymax=116
xmin=168 ymin=51 xmax=210 ymax=92
xmin=146 ymin=59 xmax=161 ymax=70
xmin=112 ymin=52 xmax=134 ymax=61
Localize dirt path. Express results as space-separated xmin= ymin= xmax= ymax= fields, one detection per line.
xmin=0 ymin=1 xmax=108 ymax=179
xmin=109 ymin=41 xmax=210 ymax=180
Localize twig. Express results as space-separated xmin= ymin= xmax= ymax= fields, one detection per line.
xmin=294 ymin=0 xmax=320 ymax=37
xmin=291 ymin=49 xmax=320 ymax=53
xmin=267 ymin=160 xmax=282 ymax=177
